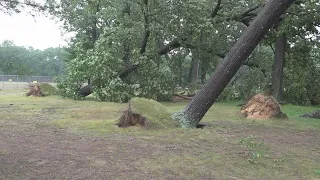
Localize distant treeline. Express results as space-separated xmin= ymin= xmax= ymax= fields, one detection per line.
xmin=0 ymin=40 xmax=69 ymax=77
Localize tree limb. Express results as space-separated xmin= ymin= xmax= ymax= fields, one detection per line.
xmin=139 ymin=0 xmax=150 ymax=54
xmin=227 ymin=4 xmax=261 ymax=26
xmin=157 ymin=38 xmax=185 ymax=55
xmin=210 ymin=0 xmax=222 ymax=18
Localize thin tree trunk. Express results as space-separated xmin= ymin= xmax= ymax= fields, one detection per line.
xmin=272 ymin=33 xmax=286 ymax=102
xmin=172 ymin=0 xmax=296 ymax=128
xmin=188 ymin=50 xmax=200 ymax=84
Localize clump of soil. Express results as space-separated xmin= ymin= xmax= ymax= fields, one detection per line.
xmin=117 ymin=102 xmax=147 ymax=128
xmin=241 ymin=93 xmax=287 ymax=119
xmin=117 ymin=98 xmax=178 ymax=129
xmin=26 ymin=83 xmax=57 ymax=97
xmin=26 ymin=83 xmax=44 ymax=97
xmin=300 ymin=110 xmax=320 ymax=119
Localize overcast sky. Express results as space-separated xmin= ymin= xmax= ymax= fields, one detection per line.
xmin=0 ymin=12 xmax=67 ymax=50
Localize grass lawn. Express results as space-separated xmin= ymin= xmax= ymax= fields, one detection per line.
xmin=0 ymin=90 xmax=319 ymax=179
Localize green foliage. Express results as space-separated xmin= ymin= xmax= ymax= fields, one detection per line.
xmin=47 ymin=0 xmax=320 ymax=105
xmin=0 ymin=0 xmax=45 ymax=15
xmin=284 ymin=42 xmax=320 ymax=105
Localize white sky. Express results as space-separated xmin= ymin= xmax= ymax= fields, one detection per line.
xmin=0 ymin=12 xmax=67 ymax=50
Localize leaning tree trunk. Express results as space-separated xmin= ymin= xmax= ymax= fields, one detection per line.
xmin=272 ymin=33 xmax=286 ymax=102
xmin=172 ymin=0 xmax=296 ymax=128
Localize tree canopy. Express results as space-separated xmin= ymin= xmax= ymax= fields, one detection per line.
xmin=1 ymin=0 xmax=319 ymax=106
xmin=43 ymin=0 xmax=319 ymax=105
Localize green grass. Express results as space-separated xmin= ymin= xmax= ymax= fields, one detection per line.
xmin=129 ymin=98 xmax=179 ymax=129
xmin=1 ymin=90 xmax=320 ymax=179
xmin=40 ymin=83 xmax=57 ymax=96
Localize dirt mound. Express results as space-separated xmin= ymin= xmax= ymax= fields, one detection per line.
xmin=26 ymin=83 xmax=57 ymax=97
xmin=39 ymin=83 xmax=57 ymax=96
xmin=26 ymin=83 xmax=43 ymax=97
xmin=117 ymin=102 xmax=147 ymax=127
xmin=117 ymin=98 xmax=178 ymax=129
xmin=300 ymin=110 xmax=320 ymax=119
xmin=241 ymin=93 xmax=287 ymax=119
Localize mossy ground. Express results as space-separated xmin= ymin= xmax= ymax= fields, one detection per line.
xmin=128 ymin=97 xmax=179 ymax=129
xmin=39 ymin=83 xmax=57 ymax=96
xmin=1 ymin=91 xmax=320 ymax=179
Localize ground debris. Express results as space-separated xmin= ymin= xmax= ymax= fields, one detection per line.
xmin=300 ymin=110 xmax=320 ymax=119
xmin=241 ymin=93 xmax=287 ymax=119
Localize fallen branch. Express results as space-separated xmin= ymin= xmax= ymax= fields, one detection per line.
xmin=173 ymin=94 xmax=193 ymax=100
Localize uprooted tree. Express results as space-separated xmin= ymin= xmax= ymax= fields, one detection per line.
xmin=241 ymin=93 xmax=287 ymax=119
xmin=172 ymin=0 xmax=297 ymax=128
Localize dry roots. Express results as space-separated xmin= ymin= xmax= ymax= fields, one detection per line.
xmin=26 ymin=83 xmax=43 ymax=97
xmin=241 ymin=93 xmax=287 ymax=119
xmin=117 ymin=102 xmax=146 ymax=128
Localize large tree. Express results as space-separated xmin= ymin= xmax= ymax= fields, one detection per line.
xmin=172 ymin=0 xmax=297 ymax=128
xmin=50 ymin=0 xmax=268 ymax=101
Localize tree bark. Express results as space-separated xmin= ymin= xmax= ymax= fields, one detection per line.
xmin=172 ymin=0 xmax=296 ymax=128
xmin=78 ymin=84 xmax=92 ymax=97
xmin=271 ymin=33 xmax=286 ymax=102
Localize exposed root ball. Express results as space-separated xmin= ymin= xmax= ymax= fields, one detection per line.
xmin=26 ymin=83 xmax=43 ymax=97
xmin=241 ymin=93 xmax=287 ymax=119
xmin=117 ymin=102 xmax=147 ymax=127
xmin=116 ymin=98 xmax=178 ymax=129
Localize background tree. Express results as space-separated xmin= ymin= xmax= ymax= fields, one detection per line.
xmin=0 ymin=0 xmax=45 ymax=14
xmin=0 ymin=40 xmax=67 ymax=77
xmin=46 ymin=0 xmax=319 ymax=108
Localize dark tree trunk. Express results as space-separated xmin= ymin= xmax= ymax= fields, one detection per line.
xmin=123 ymin=43 xmax=131 ymax=65
xmin=78 ymin=84 xmax=92 ymax=97
xmin=200 ymin=60 xmax=208 ymax=84
xmin=172 ymin=0 xmax=296 ymax=128
xmin=272 ymin=33 xmax=286 ymax=102
xmin=188 ymin=50 xmax=200 ymax=84
xmin=178 ymin=56 xmax=183 ymax=86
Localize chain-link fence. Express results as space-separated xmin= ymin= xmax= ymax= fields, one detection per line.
xmin=0 ymin=75 xmax=55 ymax=90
